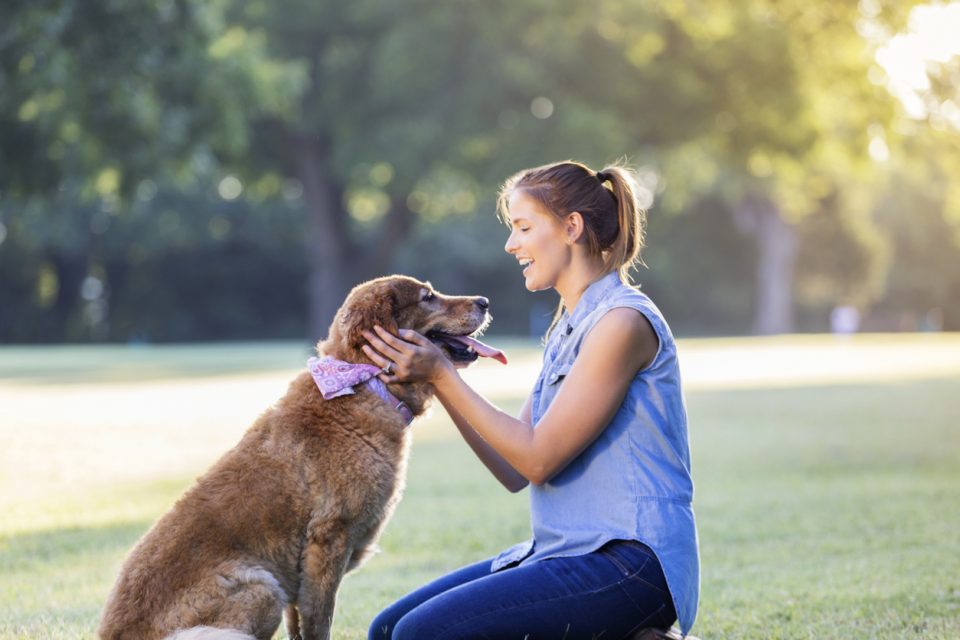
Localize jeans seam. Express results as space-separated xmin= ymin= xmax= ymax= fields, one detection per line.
xmin=623 ymin=603 xmax=669 ymax=637
xmin=619 ymin=569 xmax=672 ymax=607
xmin=628 ymin=574 xmax=669 ymax=596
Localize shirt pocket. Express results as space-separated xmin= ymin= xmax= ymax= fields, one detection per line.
xmin=535 ymin=361 xmax=573 ymax=424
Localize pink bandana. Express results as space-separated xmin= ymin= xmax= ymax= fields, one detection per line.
xmin=307 ymin=356 xmax=414 ymax=425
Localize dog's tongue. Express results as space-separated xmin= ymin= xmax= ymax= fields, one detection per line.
xmin=451 ymin=335 xmax=508 ymax=364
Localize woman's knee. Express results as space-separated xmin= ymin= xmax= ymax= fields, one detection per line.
xmin=368 ymin=604 xmax=402 ymax=640
xmin=391 ymin=605 xmax=446 ymax=640
xmin=391 ymin=611 xmax=421 ymax=640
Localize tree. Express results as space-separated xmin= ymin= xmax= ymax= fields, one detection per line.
xmin=640 ymin=0 xmax=924 ymax=333
xmin=4 ymin=0 xmax=950 ymax=342
xmin=221 ymin=0 xmax=650 ymax=339
xmin=0 ymin=0 xmax=299 ymax=339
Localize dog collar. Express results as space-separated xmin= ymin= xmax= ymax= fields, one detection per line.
xmin=307 ymin=356 xmax=414 ymax=426
xmin=362 ymin=376 xmax=415 ymax=425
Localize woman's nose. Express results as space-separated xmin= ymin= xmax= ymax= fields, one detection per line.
xmin=504 ymin=233 xmax=517 ymax=254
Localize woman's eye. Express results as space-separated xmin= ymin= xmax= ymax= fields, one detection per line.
xmin=519 ymin=227 xmax=529 ymax=232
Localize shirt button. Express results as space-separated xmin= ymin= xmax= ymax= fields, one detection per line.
xmin=548 ymin=373 xmax=559 ymax=383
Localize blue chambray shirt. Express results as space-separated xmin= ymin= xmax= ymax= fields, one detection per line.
xmin=491 ymin=271 xmax=700 ymax=635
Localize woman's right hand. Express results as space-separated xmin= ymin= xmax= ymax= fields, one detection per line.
xmin=361 ymin=325 xmax=455 ymax=385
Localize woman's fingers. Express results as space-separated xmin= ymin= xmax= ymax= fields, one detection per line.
xmin=397 ymin=328 xmax=431 ymax=346
xmin=374 ymin=325 xmax=418 ymax=350
xmin=360 ymin=344 xmax=398 ymax=383
xmin=364 ymin=326 xmax=420 ymax=382
xmin=360 ymin=344 xmax=389 ymax=368
xmin=364 ymin=327 xmax=405 ymax=361
xmin=363 ymin=325 xmax=450 ymax=384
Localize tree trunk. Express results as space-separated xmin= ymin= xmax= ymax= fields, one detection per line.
xmin=734 ymin=193 xmax=798 ymax=335
xmin=295 ymin=141 xmax=418 ymax=343
xmin=49 ymin=249 xmax=89 ymax=341
xmin=297 ymin=136 xmax=353 ymax=343
xmin=360 ymin=198 xmax=416 ymax=280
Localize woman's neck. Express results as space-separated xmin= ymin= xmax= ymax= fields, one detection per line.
xmin=556 ymin=261 xmax=612 ymax=316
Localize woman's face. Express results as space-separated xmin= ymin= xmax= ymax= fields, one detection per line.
xmin=503 ymin=191 xmax=571 ymax=292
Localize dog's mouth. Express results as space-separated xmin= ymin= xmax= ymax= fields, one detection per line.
xmin=426 ymin=330 xmax=507 ymax=365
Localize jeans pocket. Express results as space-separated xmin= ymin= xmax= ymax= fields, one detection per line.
xmin=596 ymin=540 xmax=651 ymax=579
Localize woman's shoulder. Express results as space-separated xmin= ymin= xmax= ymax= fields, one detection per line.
xmin=584 ymin=284 xmax=676 ymax=365
xmin=589 ymin=307 xmax=660 ymax=371
xmin=591 ymin=284 xmax=669 ymax=330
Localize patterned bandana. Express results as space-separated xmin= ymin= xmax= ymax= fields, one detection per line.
xmin=307 ymin=356 xmax=414 ymax=425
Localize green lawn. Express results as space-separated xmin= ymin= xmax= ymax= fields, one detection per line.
xmin=1 ymin=335 xmax=959 ymax=639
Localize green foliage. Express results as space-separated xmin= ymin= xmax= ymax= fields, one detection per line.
xmin=0 ymin=0 xmax=303 ymax=193
xmin=642 ymin=197 xmax=757 ymax=336
xmin=794 ymin=191 xmax=889 ymax=311
xmin=1 ymin=0 xmax=959 ymax=340
xmin=0 ymin=182 xmax=309 ymax=341
xmin=870 ymin=168 xmax=960 ymax=329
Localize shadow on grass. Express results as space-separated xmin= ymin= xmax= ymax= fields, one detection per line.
xmin=0 ymin=519 xmax=154 ymax=635
xmin=0 ymin=519 xmax=150 ymax=573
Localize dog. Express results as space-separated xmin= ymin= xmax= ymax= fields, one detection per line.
xmin=98 ymin=275 xmax=504 ymax=640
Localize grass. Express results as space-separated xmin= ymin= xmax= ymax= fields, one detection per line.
xmin=1 ymin=334 xmax=959 ymax=639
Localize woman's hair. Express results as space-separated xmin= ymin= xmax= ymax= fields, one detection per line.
xmin=496 ymin=159 xmax=648 ymax=341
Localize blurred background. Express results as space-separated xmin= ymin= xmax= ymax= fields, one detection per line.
xmin=2 ymin=0 xmax=959 ymax=344
xmin=3 ymin=3 xmax=960 ymax=638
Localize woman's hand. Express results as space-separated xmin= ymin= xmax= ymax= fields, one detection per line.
xmin=361 ymin=325 xmax=454 ymax=384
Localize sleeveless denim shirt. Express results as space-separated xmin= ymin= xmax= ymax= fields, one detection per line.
xmin=491 ymin=271 xmax=700 ymax=635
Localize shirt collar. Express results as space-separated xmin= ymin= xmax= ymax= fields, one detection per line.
xmin=560 ymin=270 xmax=623 ymax=335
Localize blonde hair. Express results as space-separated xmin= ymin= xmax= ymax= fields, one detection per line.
xmin=496 ymin=159 xmax=647 ymax=341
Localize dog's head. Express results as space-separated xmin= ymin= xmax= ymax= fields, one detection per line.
xmin=320 ymin=275 xmax=493 ymax=368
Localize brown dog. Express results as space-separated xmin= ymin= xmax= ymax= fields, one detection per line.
xmin=98 ymin=275 xmax=502 ymax=640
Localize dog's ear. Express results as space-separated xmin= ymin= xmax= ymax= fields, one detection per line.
xmin=341 ymin=288 xmax=400 ymax=350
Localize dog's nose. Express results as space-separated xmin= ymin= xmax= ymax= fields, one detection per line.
xmin=475 ymin=297 xmax=490 ymax=310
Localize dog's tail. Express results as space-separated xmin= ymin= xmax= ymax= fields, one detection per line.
xmin=164 ymin=627 xmax=257 ymax=640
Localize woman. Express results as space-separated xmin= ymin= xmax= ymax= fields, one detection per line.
xmin=362 ymin=160 xmax=699 ymax=639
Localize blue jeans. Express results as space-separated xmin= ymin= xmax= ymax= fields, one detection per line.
xmin=368 ymin=539 xmax=677 ymax=640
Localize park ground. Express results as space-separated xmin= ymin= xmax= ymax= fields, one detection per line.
xmin=1 ymin=334 xmax=959 ymax=639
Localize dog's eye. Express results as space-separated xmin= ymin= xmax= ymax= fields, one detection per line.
xmin=422 ymin=291 xmax=435 ymax=303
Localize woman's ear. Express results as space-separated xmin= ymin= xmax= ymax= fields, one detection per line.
xmin=564 ymin=211 xmax=585 ymax=245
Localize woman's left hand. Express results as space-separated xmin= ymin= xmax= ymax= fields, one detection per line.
xmin=361 ymin=325 xmax=453 ymax=384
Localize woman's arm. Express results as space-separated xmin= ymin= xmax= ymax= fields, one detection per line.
xmin=363 ymin=308 xmax=657 ymax=485
xmin=439 ymin=392 xmax=531 ymax=493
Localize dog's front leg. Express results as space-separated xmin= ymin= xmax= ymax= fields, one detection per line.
xmin=285 ymin=603 xmax=302 ymax=640
xmin=296 ymin=527 xmax=352 ymax=640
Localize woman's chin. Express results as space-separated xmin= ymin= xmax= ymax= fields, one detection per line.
xmin=523 ymin=275 xmax=549 ymax=292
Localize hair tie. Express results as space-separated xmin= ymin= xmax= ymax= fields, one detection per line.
xmin=596 ymin=171 xmax=610 ymax=184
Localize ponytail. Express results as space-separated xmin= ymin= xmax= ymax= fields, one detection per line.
xmin=597 ymin=165 xmax=646 ymax=284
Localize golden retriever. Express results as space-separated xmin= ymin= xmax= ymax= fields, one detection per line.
xmin=98 ymin=275 xmax=500 ymax=640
